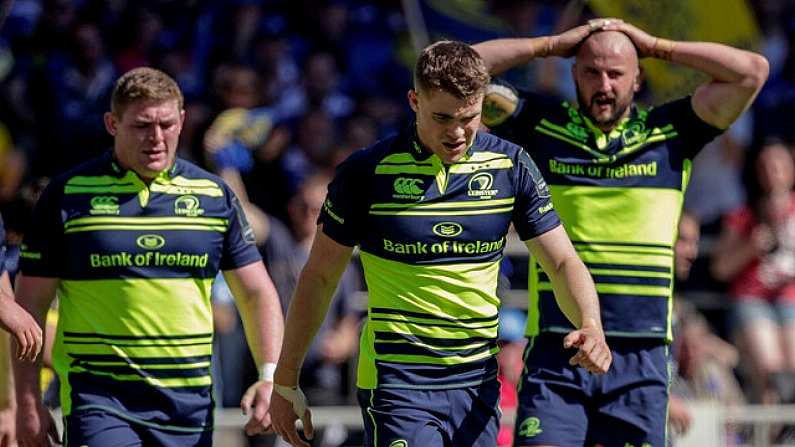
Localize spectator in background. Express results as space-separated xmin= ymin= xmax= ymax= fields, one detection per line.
xmin=673 ymin=301 xmax=744 ymax=406
xmin=685 ymin=113 xmax=753 ymax=228
xmin=263 ymin=173 xmax=362 ymax=406
xmin=200 ymin=63 xmax=294 ymax=223
xmin=670 ymin=211 xmax=745 ymax=439
xmin=0 ymin=120 xmax=25 ymax=204
xmin=281 ymin=110 xmax=339 ymax=197
xmin=674 ymin=211 xmax=702 ymax=282
xmin=712 ymin=140 xmax=795 ymax=404
xmin=40 ymin=21 xmax=116 ymax=172
xmin=669 ymin=210 xmax=703 ymax=437
xmin=212 ymin=173 xmax=363 ymax=413
xmin=323 ymin=114 xmax=381 ymax=170
xmin=112 ymin=5 xmax=163 ymax=73
xmin=298 ymin=51 xmax=354 ymax=121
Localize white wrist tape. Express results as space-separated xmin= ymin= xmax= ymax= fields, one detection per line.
xmin=274 ymin=383 xmax=309 ymax=417
xmin=258 ymin=363 xmax=277 ymax=382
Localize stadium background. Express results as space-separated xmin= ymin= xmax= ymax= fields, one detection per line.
xmin=0 ymin=0 xmax=794 ymax=445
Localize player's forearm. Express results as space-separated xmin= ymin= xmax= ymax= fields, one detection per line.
xmin=11 ymin=275 xmax=53 ymax=408
xmin=549 ymin=254 xmax=602 ymax=330
xmin=237 ymin=275 xmax=284 ymax=370
xmin=275 ymin=265 xmax=342 ymax=386
xmin=0 ymin=331 xmax=13 ymax=408
xmin=473 ymin=38 xmax=550 ymax=76
xmin=666 ymin=41 xmax=768 ymax=88
xmin=12 ymin=333 xmax=44 ymax=410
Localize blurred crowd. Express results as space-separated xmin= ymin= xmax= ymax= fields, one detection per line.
xmin=3 ymin=0 xmax=795 ymax=445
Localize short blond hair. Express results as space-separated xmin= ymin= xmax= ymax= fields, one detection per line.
xmin=414 ymin=40 xmax=490 ymax=100
xmin=111 ymin=67 xmax=184 ymax=117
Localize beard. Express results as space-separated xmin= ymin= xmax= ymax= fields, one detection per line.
xmin=575 ymin=83 xmax=632 ymax=131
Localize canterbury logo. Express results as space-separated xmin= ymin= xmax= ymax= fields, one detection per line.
xmin=393 ymin=177 xmax=424 ymax=196
xmin=91 ymin=196 xmax=118 ymax=207
xmin=388 ymin=441 xmax=408 ymax=447
xmin=89 ymin=196 xmax=119 ymax=215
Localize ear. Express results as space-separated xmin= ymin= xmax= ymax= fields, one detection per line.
xmin=103 ymin=112 xmax=118 ymax=136
xmin=634 ymin=65 xmax=643 ymax=93
xmin=407 ymin=89 xmax=419 ymax=113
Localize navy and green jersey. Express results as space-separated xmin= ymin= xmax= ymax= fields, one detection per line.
xmin=19 ymin=151 xmax=260 ymax=431
xmin=319 ymin=126 xmax=559 ymax=390
xmin=487 ymin=89 xmax=722 ymax=341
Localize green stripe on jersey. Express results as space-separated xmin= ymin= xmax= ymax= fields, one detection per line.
xmin=370 ymin=197 xmax=515 ymax=210
xmin=55 ymin=277 xmax=214 ymax=414
xmin=550 ymin=185 xmax=682 ymax=246
xmin=356 ymin=251 xmax=500 ymax=388
xmin=63 ymin=216 xmax=228 ymax=234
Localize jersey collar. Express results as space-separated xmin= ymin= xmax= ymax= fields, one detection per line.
xmin=409 ymin=122 xmax=475 ymax=164
xmin=106 ymin=149 xmax=181 ymax=179
xmin=576 ymin=104 xmax=644 ymax=151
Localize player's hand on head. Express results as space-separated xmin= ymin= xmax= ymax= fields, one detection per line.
xmin=601 ymin=20 xmax=658 ymax=58
xmin=563 ymin=324 xmax=612 ymax=374
xmin=587 ymin=17 xmax=624 ymax=32
xmin=549 ymin=24 xmax=593 ymax=58
xmin=271 ymin=384 xmax=314 ymax=447
xmin=240 ymin=380 xmax=275 ymax=436
xmin=550 ymin=18 xmax=625 ymax=58
xmin=0 ymin=298 xmax=42 ymax=361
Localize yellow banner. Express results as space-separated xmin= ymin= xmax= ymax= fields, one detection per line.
xmin=588 ymin=0 xmax=761 ymax=102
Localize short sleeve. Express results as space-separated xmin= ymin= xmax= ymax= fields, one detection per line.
xmin=19 ymin=181 xmax=66 ymax=277
xmin=511 ymin=148 xmax=561 ymax=240
xmin=318 ymin=150 xmax=370 ymax=247
xmin=219 ymin=187 xmax=262 ymax=270
xmin=656 ymin=96 xmax=724 ymax=160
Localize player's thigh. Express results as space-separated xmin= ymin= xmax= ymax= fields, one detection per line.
xmin=142 ymin=426 xmax=212 ymax=447
xmin=358 ymin=388 xmax=445 ymax=447
xmin=588 ymin=342 xmax=669 ymax=447
xmin=514 ymin=335 xmax=589 ymax=447
xmin=449 ymin=379 xmax=501 ymax=447
xmin=65 ymin=409 xmax=143 ymax=447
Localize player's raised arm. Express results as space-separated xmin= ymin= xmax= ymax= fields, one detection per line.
xmin=473 ymin=19 xmax=620 ymax=75
xmin=526 ymin=226 xmax=611 ymax=374
xmin=606 ymin=20 xmax=768 ymax=130
xmin=271 ymin=229 xmax=353 ymax=447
